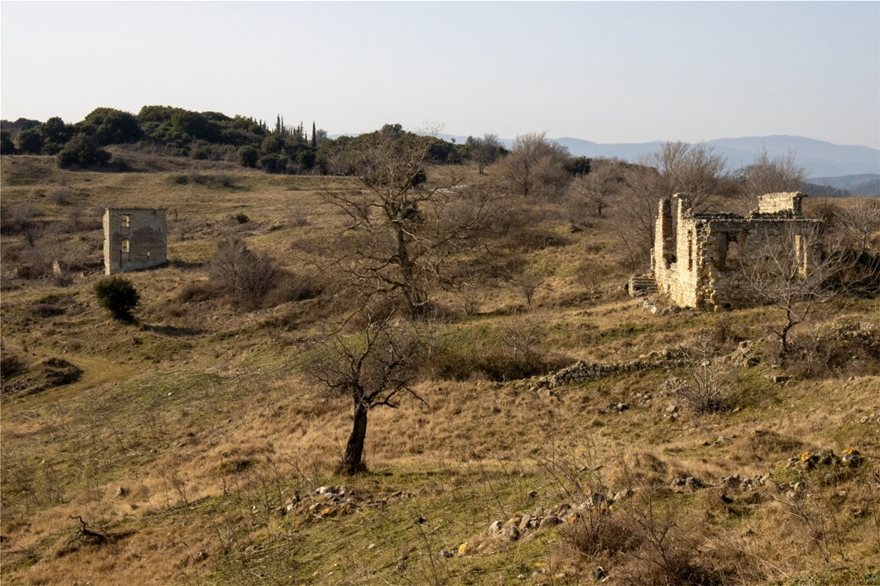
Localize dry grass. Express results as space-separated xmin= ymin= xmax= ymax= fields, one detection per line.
xmin=1 ymin=152 xmax=879 ymax=584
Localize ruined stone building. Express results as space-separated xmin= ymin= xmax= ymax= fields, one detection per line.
xmin=103 ymin=208 xmax=167 ymax=275
xmin=650 ymin=192 xmax=822 ymax=310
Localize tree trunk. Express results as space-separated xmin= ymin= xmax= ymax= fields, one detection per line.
xmin=341 ymin=401 xmax=369 ymax=475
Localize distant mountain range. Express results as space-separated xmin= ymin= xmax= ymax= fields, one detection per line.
xmin=440 ymin=133 xmax=880 ymax=181
xmin=804 ymin=173 xmax=880 ymax=197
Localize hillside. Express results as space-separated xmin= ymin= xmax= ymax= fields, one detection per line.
xmin=1 ymin=153 xmax=879 ymax=585
xmin=807 ymin=174 xmax=880 ymax=197
xmin=442 ymin=134 xmax=880 ymax=179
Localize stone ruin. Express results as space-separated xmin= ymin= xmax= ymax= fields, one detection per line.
xmin=103 ymin=208 xmax=167 ymax=275
xmin=644 ymin=192 xmax=822 ymax=310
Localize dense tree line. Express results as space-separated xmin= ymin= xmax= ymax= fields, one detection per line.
xmin=1 ymin=109 xmax=521 ymax=175
xmin=0 ymin=107 xmax=328 ymax=172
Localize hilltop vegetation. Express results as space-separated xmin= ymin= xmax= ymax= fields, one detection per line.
xmin=0 ymin=130 xmax=879 ymax=585
xmin=1 ymin=108 xmax=511 ymax=177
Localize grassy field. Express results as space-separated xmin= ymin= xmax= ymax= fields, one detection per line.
xmin=1 ymin=153 xmax=879 ymax=585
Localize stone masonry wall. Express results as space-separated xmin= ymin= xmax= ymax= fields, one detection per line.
xmin=103 ymin=208 xmax=168 ymax=275
xmin=755 ymin=192 xmax=803 ymax=217
xmin=651 ymin=191 xmax=820 ymax=310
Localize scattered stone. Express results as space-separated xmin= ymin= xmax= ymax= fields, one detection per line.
xmin=502 ymin=526 xmax=521 ymax=542
xmin=115 ymin=486 xmax=128 ymax=498
xmin=440 ymin=549 xmax=454 ymax=558
xmin=671 ymin=476 xmax=705 ymax=491
xmin=489 ymin=520 xmax=503 ymax=533
xmin=539 ymin=515 xmax=561 ymax=528
xmin=841 ymin=448 xmax=863 ymax=468
xmin=458 ymin=542 xmax=469 ymax=556
xmin=593 ymin=565 xmax=608 ymax=581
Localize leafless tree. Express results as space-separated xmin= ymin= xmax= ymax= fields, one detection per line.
xmin=611 ymin=143 xmax=728 ymax=269
xmin=209 ymin=237 xmax=280 ymax=309
xmin=833 ymin=199 xmax=880 ymax=255
xmin=513 ymin=271 xmax=543 ymax=308
xmin=568 ymin=161 xmax=624 ymax=219
xmin=646 ymin=141 xmax=728 ymax=211
xmin=740 ymin=224 xmax=851 ymax=360
xmin=466 ymin=133 xmax=503 ymax=174
xmin=613 ymin=164 xmax=663 ymax=268
xmin=307 ymin=314 xmax=426 ymax=475
xmin=322 ymin=127 xmax=496 ymax=319
xmin=737 ymin=150 xmax=806 ymax=213
xmin=499 ymin=132 xmax=571 ymax=198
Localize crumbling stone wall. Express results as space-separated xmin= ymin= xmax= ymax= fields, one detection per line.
xmin=755 ymin=192 xmax=803 ymax=217
xmin=103 ymin=208 xmax=167 ymax=275
xmin=651 ymin=192 xmax=821 ymax=310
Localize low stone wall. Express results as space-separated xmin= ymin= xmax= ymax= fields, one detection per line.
xmin=530 ymin=346 xmax=693 ymax=391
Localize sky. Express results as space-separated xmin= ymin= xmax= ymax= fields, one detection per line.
xmin=2 ymin=1 xmax=879 ymax=148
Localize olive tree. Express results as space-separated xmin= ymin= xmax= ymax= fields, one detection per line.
xmin=466 ymin=133 xmax=503 ymax=174
xmin=740 ymin=224 xmax=852 ymax=360
xmin=322 ymin=125 xmax=495 ymax=319
xmin=307 ymin=315 xmax=426 ymax=475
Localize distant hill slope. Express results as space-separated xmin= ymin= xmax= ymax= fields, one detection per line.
xmin=806 ymin=173 xmax=880 ymax=196
xmin=441 ymin=133 xmax=880 ymax=179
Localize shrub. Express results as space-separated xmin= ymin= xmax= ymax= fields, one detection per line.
xmin=562 ymin=509 xmax=642 ymax=558
xmin=177 ymin=281 xmax=218 ymax=303
xmin=57 ymin=134 xmax=111 ymax=169
xmin=0 ymin=131 xmax=15 ymax=155
xmin=238 ymin=145 xmax=258 ymax=168
xmin=667 ymin=359 xmax=735 ymax=414
xmin=94 ymin=276 xmax=140 ymax=321
xmin=81 ymin=107 xmax=142 ymax=145
xmin=428 ymin=329 xmax=566 ymax=382
xmin=17 ymin=127 xmax=44 ymax=154
xmin=209 ymin=238 xmax=280 ymax=309
xmin=1 ymin=350 xmax=26 ymax=379
xmin=234 ymin=212 xmax=250 ymax=224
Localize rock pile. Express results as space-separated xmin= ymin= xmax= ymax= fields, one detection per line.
xmin=529 ymin=346 xmax=693 ymax=392
xmin=276 ymin=485 xmax=412 ymax=521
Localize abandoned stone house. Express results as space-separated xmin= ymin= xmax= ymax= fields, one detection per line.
xmin=649 ymin=192 xmax=822 ymax=310
xmin=103 ymin=208 xmax=168 ymax=275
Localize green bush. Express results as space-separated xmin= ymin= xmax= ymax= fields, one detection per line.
xmin=0 ymin=131 xmax=15 ymax=155
xmin=17 ymin=127 xmax=44 ymax=154
xmin=94 ymin=277 xmax=140 ymax=321
xmin=238 ymin=145 xmax=258 ymax=168
xmin=57 ymin=134 xmax=111 ymax=169
xmin=80 ymin=107 xmax=142 ymax=145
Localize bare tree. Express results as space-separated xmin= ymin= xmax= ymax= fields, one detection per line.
xmin=307 ymin=315 xmax=426 ymax=475
xmin=833 ymin=199 xmax=880 ymax=255
xmin=209 ymin=237 xmax=280 ymax=309
xmin=513 ymin=271 xmax=543 ymax=308
xmin=740 ymin=224 xmax=851 ymax=360
xmin=738 ymin=150 xmax=806 ymax=213
xmin=499 ymin=132 xmax=570 ymax=198
xmin=646 ymin=141 xmax=727 ymax=210
xmin=466 ymin=134 xmax=503 ymax=174
xmin=612 ymin=143 xmax=728 ymax=269
xmin=613 ymin=164 xmax=663 ymax=267
xmin=568 ymin=161 xmax=624 ymax=219
xmin=322 ymin=126 xmax=495 ymax=319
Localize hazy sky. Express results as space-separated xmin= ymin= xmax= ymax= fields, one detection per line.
xmin=2 ymin=2 xmax=878 ymax=147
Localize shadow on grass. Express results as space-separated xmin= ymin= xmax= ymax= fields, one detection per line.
xmin=141 ymin=323 xmax=204 ymax=337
